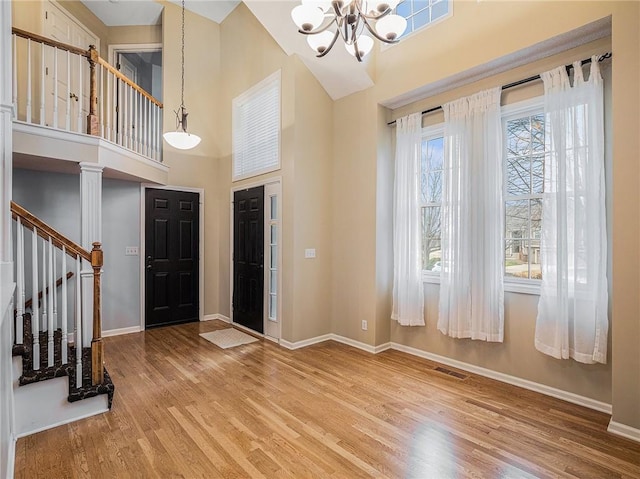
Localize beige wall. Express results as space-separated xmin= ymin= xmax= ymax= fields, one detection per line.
xmin=217 ymin=3 xmax=333 ymax=342
xmin=328 ymin=0 xmax=639 ymax=428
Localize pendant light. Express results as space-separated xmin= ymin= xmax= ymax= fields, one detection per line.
xmin=163 ymin=0 xmax=201 ymax=150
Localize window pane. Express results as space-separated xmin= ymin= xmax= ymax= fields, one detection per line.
xmin=427 ymin=170 xmax=443 ymax=203
xmin=412 ymin=0 xmax=429 ymax=13
xmin=270 ymin=195 xmax=277 ymax=220
xmin=431 ymin=0 xmax=449 ymax=19
xmin=412 ymin=7 xmax=430 ymax=30
xmin=505 ymin=240 xmax=528 ymax=278
xmin=270 ymin=271 xmax=277 ymax=294
xmin=420 ymin=141 xmax=429 ymax=204
xmin=422 ymin=206 xmax=441 ymax=239
xmin=269 ymin=294 xmax=277 ymax=319
xmin=270 ymin=245 xmax=277 ymax=268
xmin=423 ymin=239 xmax=441 ymax=271
xmin=396 ymin=0 xmax=411 ymax=18
xmin=506 ymin=117 xmax=531 ymax=157
xmin=529 ymin=241 xmax=541 ymax=279
xmin=531 ymin=114 xmax=545 ymax=152
xmin=270 ymin=224 xmax=277 ymax=244
xmin=506 ymin=200 xmax=529 ymax=238
xmin=530 ymin=199 xmax=542 ymax=239
xmin=506 ymin=158 xmax=531 ymax=196
xmin=531 ymin=156 xmax=544 ymax=194
xmin=427 ymin=136 xmax=444 ymax=170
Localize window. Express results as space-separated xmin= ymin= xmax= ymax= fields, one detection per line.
xmin=503 ymin=106 xmax=544 ymax=280
xmin=267 ymin=194 xmax=278 ymax=321
xmin=420 ymin=127 xmax=444 ymax=272
xmin=396 ymin=0 xmax=450 ymax=36
xmin=232 ymin=70 xmax=281 ymax=181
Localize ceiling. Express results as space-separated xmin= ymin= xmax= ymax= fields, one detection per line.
xmin=81 ymin=0 xmax=373 ymax=101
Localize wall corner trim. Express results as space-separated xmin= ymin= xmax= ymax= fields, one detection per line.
xmin=203 ymin=314 xmax=231 ymax=323
xmin=607 ymin=421 xmax=640 ymax=443
xmin=6 ymin=433 xmax=15 ymax=479
xmin=102 ymin=326 xmax=141 ymax=338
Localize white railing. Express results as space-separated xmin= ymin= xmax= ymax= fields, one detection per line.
xmin=11 ymin=28 xmax=163 ymax=162
xmin=12 ymin=202 xmax=104 ymax=386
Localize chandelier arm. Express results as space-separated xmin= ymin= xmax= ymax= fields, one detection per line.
xmin=316 ymin=28 xmax=341 ymax=58
xmin=362 ymin=16 xmax=400 ymax=44
xmin=297 ymin=17 xmax=339 ymax=36
xmin=360 ymin=7 xmax=392 ymax=20
xmin=354 ymin=37 xmax=363 ymax=62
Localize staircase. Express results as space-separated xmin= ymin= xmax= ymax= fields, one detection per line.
xmin=10 ymin=201 xmax=113 ymax=437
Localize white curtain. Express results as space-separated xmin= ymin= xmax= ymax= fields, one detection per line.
xmin=535 ymin=58 xmax=608 ymax=364
xmin=392 ymin=113 xmax=424 ymax=326
xmin=438 ymin=88 xmax=504 ymax=341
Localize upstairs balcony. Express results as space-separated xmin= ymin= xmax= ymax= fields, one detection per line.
xmin=11 ymin=28 xmax=168 ymax=184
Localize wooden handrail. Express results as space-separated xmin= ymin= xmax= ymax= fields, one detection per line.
xmin=12 ymin=27 xmax=89 ymax=58
xmin=93 ymin=50 xmax=163 ymax=108
xmin=23 ymin=271 xmax=75 ymax=311
xmin=11 ymin=201 xmax=90 ymax=261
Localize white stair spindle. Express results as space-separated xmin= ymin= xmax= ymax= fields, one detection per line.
xmin=26 ymin=39 xmax=32 ymax=123
xmin=12 ymin=34 xmax=17 ymax=118
xmin=99 ymin=64 xmax=104 ymax=138
xmin=53 ymin=47 xmax=58 ymax=129
xmin=61 ymin=247 xmax=68 ymax=364
xmin=40 ymin=44 xmax=45 ymax=126
xmin=77 ymin=55 xmax=83 ymax=133
xmin=75 ymin=256 xmax=83 ymax=387
xmin=146 ymin=98 xmax=150 ymax=157
xmin=48 ymin=237 xmax=54 ymax=366
xmin=52 ymin=240 xmax=58 ymax=359
xmin=15 ymin=218 xmax=24 ymax=344
xmin=106 ymin=72 xmax=111 ymax=141
xmin=32 ymin=227 xmax=40 ymax=370
xmin=65 ymin=49 xmax=70 ymax=130
xmin=124 ymin=83 xmax=129 ymax=148
xmin=41 ymin=236 xmax=47 ymax=336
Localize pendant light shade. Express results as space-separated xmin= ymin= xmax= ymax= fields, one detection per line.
xmin=164 ymin=0 xmax=200 ymax=150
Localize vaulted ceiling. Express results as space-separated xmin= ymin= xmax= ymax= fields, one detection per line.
xmin=81 ymin=0 xmax=374 ymax=100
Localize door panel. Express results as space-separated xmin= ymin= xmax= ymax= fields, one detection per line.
xmin=145 ymin=189 xmax=199 ymax=328
xmin=233 ymin=187 xmax=264 ymax=334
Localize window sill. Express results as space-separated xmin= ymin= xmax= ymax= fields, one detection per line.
xmin=421 ymin=272 xmax=541 ymax=295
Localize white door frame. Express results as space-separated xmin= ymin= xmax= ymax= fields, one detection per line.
xmin=139 ymin=184 xmax=205 ymax=331
xmin=108 ymin=43 xmax=163 ymax=70
xmin=230 ymin=177 xmax=282 ymax=342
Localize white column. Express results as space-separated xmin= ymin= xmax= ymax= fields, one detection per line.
xmin=79 ymin=163 xmax=103 ymax=346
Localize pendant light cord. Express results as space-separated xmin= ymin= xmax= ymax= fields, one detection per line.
xmin=181 ymin=0 xmax=185 ymax=108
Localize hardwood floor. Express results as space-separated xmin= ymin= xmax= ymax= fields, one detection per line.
xmin=15 ymin=320 xmax=640 ymax=478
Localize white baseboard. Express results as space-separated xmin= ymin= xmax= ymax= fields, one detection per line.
xmin=389 ymin=342 xmax=612 ymax=414
xmin=608 ymin=420 xmax=640 ymax=443
xmin=102 ymin=326 xmax=141 ymax=338
xmin=276 ymin=332 xmax=612 ymax=415
xmin=203 ymin=314 xmax=231 ymax=323
xmin=15 ymin=406 xmax=109 ymax=439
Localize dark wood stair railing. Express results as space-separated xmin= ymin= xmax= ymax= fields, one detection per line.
xmin=11 ymin=201 xmax=104 ymax=385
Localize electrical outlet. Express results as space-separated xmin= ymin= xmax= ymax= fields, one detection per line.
xmin=361 ymin=320 xmax=368 ymax=331
xmin=304 ymin=248 xmax=316 ymax=259
xmin=125 ymin=246 xmax=139 ymax=256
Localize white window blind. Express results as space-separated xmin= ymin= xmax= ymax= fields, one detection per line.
xmin=233 ymin=70 xmax=281 ymax=181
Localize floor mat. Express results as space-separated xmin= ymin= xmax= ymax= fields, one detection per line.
xmin=199 ymin=328 xmax=258 ymax=349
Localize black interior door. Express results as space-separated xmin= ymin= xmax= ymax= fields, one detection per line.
xmin=145 ymin=188 xmax=199 ymax=328
xmin=233 ymin=186 xmax=264 ymax=334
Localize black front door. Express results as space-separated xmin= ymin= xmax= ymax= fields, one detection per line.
xmin=233 ymin=186 xmax=264 ymax=334
xmin=145 ymin=188 xmax=199 ymax=328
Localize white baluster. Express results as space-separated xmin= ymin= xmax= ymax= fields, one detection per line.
xmin=32 ymin=227 xmax=40 ymax=370
xmin=75 ymin=256 xmax=83 ymax=387
xmin=48 ymin=237 xmax=54 ymax=366
xmin=146 ymin=98 xmax=151 ymax=157
xmin=106 ymin=72 xmax=111 ymax=141
xmin=65 ymin=49 xmax=70 ymax=130
xmin=117 ymin=78 xmax=122 ymax=145
xmin=61 ymin=247 xmax=68 ymax=364
xmin=52 ymin=240 xmax=58 ymax=362
xmin=41 ymin=235 xmax=47 ymax=336
xmin=15 ymin=218 xmax=24 ymax=344
xmin=99 ymin=64 xmax=104 ymax=138
xmin=124 ymin=83 xmax=129 ymax=148
xmin=77 ymin=55 xmax=83 ymax=133
xmin=12 ymin=34 xmax=17 ymax=119
xmin=40 ymin=44 xmax=45 ymax=126
xmin=26 ymin=39 xmax=32 ymax=124
xmin=53 ymin=47 xmax=58 ymax=129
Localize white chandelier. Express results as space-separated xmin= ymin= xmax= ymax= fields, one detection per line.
xmin=291 ymin=0 xmax=407 ymax=61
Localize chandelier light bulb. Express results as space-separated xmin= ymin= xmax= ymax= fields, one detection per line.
xmin=291 ymin=4 xmax=325 ymax=31
xmin=307 ymin=31 xmax=336 ymax=54
xmin=345 ymin=35 xmax=373 ymax=58
xmin=375 ymin=14 xmax=407 ymax=41
xmin=374 ymin=0 xmax=400 ymax=13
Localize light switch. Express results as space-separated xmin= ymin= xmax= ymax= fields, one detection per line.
xmin=304 ymin=248 xmax=316 ymax=259
xmin=125 ymin=246 xmax=139 ymax=256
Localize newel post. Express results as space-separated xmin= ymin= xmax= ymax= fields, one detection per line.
xmin=90 ymin=241 xmax=103 ymax=385
xmin=86 ymin=45 xmax=99 ymax=136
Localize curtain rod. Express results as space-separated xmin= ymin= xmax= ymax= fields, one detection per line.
xmin=386 ymin=52 xmax=612 ymax=127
